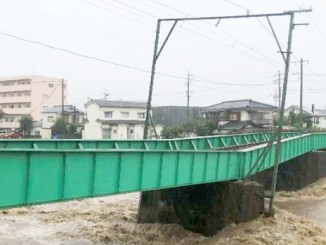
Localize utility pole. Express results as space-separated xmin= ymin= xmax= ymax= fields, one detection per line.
xmin=278 ymin=71 xmax=281 ymax=109
xmin=104 ymin=89 xmax=109 ymax=101
xmin=299 ymin=58 xmax=309 ymax=131
xmin=273 ymin=71 xmax=281 ymax=109
xmin=73 ymin=106 xmax=76 ymax=124
xmin=143 ymin=9 xmax=311 ymax=139
xmin=186 ymin=70 xmax=192 ymax=117
xmin=268 ymin=14 xmax=310 ymax=217
xmin=300 ymin=58 xmax=303 ymax=130
xmin=61 ymin=78 xmax=64 ymax=121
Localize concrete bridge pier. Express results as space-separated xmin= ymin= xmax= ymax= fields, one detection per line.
xmin=138 ymin=181 xmax=264 ymax=236
xmin=255 ymin=151 xmax=326 ymax=191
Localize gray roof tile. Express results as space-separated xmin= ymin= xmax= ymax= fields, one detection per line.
xmin=202 ymin=99 xmax=277 ymax=112
xmin=90 ymin=100 xmax=147 ymax=109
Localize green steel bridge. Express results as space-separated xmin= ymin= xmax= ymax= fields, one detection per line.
xmin=0 ymin=132 xmax=323 ymax=209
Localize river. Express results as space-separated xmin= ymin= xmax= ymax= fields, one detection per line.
xmin=0 ymin=178 xmax=325 ymax=244
xmin=275 ymin=199 xmax=326 ymax=227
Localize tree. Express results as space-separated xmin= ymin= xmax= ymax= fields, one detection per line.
xmin=19 ymin=115 xmax=33 ymax=135
xmin=161 ymin=119 xmax=218 ymax=139
xmin=161 ymin=126 xmax=184 ymax=139
xmin=51 ymin=117 xmax=68 ymax=136
xmin=288 ymin=111 xmax=312 ymax=129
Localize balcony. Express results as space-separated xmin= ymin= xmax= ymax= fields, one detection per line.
xmin=252 ymin=119 xmax=273 ymax=125
xmin=0 ymin=84 xmax=31 ymax=93
xmin=0 ymin=96 xmax=31 ymax=104
xmin=2 ymin=108 xmax=31 ymax=114
xmin=0 ymin=121 xmax=20 ymax=129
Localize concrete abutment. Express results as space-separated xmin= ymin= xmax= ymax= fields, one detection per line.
xmin=138 ymin=181 xmax=264 ymax=236
xmin=137 ymin=151 xmax=326 ymax=236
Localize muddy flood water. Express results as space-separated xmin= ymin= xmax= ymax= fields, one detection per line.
xmin=0 ymin=178 xmax=326 ymax=245
xmin=275 ymin=199 xmax=326 ymax=227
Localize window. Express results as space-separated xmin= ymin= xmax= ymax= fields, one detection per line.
xmin=137 ymin=112 xmax=145 ymax=119
xmin=229 ymin=113 xmax=239 ymax=121
xmin=113 ymin=129 xmax=117 ymax=134
xmin=104 ymin=111 xmax=113 ymax=118
xmin=48 ymin=116 xmax=54 ymax=122
xmin=130 ymin=129 xmax=134 ymax=134
xmin=48 ymin=83 xmax=54 ymax=88
xmin=102 ymin=128 xmax=111 ymax=139
xmin=35 ymin=131 xmax=40 ymax=136
xmin=5 ymin=116 xmax=15 ymax=122
xmin=121 ymin=112 xmax=129 ymax=118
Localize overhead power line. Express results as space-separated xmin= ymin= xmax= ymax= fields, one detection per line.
xmin=0 ymin=30 xmax=284 ymax=88
xmin=0 ymin=30 xmax=189 ymax=80
xmin=147 ymin=0 xmax=281 ymax=66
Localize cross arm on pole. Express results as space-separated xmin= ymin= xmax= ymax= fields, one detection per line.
xmin=156 ymin=20 xmax=178 ymax=60
xmin=159 ymin=9 xmax=311 ymax=22
xmin=266 ymin=16 xmax=286 ymax=64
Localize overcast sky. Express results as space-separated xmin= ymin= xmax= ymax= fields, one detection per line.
xmin=0 ymin=0 xmax=325 ymax=111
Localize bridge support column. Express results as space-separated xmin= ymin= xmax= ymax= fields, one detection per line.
xmin=138 ymin=181 xmax=264 ymax=236
xmin=255 ymin=151 xmax=326 ymax=191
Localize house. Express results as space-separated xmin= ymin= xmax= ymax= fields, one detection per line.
xmin=152 ymin=106 xmax=202 ymax=126
xmin=284 ymin=105 xmax=314 ymax=129
xmin=0 ymin=75 xmax=67 ymax=133
xmin=41 ymin=105 xmax=84 ymax=139
xmin=313 ymin=109 xmax=326 ymax=129
xmin=201 ymin=99 xmax=278 ymax=132
xmin=83 ymin=100 xmax=162 ymax=139
xmin=284 ymin=105 xmax=312 ymax=117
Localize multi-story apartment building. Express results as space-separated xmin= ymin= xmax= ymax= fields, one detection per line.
xmin=0 ymin=75 xmax=67 ymax=131
xmin=83 ymin=100 xmax=162 ymax=139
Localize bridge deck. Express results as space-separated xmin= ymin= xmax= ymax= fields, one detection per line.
xmin=0 ymin=132 xmax=318 ymax=209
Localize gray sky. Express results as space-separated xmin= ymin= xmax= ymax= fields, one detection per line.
xmin=0 ymin=0 xmax=325 ymax=111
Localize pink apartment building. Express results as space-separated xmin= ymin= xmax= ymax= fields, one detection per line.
xmin=0 ymin=75 xmax=67 ymax=132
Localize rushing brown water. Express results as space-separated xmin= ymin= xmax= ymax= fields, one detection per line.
xmin=275 ymin=199 xmax=326 ymax=227
xmin=0 ymin=178 xmax=325 ymax=244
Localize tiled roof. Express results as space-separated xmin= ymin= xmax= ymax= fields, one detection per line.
xmin=314 ymin=109 xmax=326 ymax=116
xmin=285 ymin=105 xmax=312 ymax=115
xmin=202 ymin=99 xmax=277 ymax=112
xmin=89 ymin=100 xmax=147 ymax=109
xmin=42 ymin=105 xmax=84 ymax=114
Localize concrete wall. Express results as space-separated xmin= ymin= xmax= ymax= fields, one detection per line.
xmin=138 ymin=151 xmax=326 ymax=236
xmin=138 ymin=181 xmax=264 ymax=236
xmin=254 ymin=151 xmax=326 ymax=191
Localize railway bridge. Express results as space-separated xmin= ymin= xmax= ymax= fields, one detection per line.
xmin=0 ymin=132 xmax=325 ymax=235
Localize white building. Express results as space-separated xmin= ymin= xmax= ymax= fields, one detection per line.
xmin=313 ymin=109 xmax=326 ymax=129
xmin=284 ymin=105 xmax=311 ymax=117
xmin=0 ymin=75 xmax=67 ymax=132
xmin=41 ymin=105 xmax=84 ymax=139
xmin=83 ymin=100 xmax=162 ymax=139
